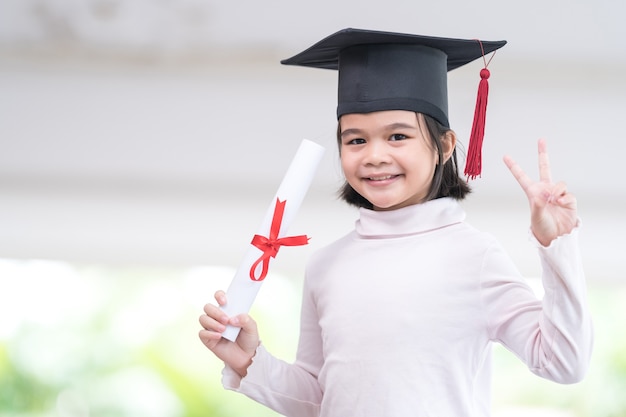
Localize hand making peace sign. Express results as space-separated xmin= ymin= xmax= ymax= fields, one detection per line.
xmin=504 ymin=138 xmax=578 ymax=247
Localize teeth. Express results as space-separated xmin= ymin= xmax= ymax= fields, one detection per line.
xmin=369 ymin=175 xmax=393 ymax=181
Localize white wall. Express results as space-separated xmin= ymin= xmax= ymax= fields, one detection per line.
xmin=0 ymin=0 xmax=625 ymax=285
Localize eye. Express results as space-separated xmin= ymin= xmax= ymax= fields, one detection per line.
xmin=345 ymin=138 xmax=366 ymax=145
xmin=389 ymin=133 xmax=408 ymax=141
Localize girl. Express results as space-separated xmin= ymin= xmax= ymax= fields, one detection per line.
xmin=198 ymin=28 xmax=593 ymax=417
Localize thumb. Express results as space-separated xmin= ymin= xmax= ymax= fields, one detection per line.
xmin=230 ymin=314 xmax=260 ymax=356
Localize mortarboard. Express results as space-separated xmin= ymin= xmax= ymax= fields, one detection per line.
xmin=281 ymin=28 xmax=507 ymax=179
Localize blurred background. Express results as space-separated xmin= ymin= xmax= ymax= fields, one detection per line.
xmin=1 ymin=0 xmax=625 ymax=416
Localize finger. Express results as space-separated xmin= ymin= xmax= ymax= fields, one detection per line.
xmin=214 ymin=290 xmax=227 ymax=306
xmin=230 ymin=314 xmax=260 ymax=353
xmin=537 ymin=138 xmax=553 ymax=184
xmin=557 ymin=193 xmax=577 ymax=209
xmin=550 ymin=181 xmax=576 ymax=207
xmin=539 ymin=181 xmax=566 ymax=204
xmin=229 ymin=313 xmax=247 ymax=328
xmin=203 ymin=303 xmax=230 ymax=325
xmin=199 ymin=312 xmax=227 ymax=332
xmin=230 ymin=315 xmax=259 ymax=346
xmin=198 ymin=329 xmax=223 ymax=349
xmin=503 ymin=155 xmax=533 ymax=193
xmin=228 ymin=314 xmax=259 ymax=344
xmin=551 ymin=181 xmax=568 ymax=199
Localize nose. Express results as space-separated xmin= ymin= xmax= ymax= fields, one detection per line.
xmin=363 ymin=140 xmax=391 ymax=166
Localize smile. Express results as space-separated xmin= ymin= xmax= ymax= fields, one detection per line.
xmin=367 ymin=175 xmax=398 ymax=181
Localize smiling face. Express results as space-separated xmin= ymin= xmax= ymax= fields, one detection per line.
xmin=339 ymin=110 xmax=444 ymax=211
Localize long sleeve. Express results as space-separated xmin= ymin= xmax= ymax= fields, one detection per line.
xmin=482 ymin=225 xmax=593 ymax=383
xmin=221 ymin=272 xmax=324 ymax=417
xmin=218 ymin=199 xmax=594 ymax=417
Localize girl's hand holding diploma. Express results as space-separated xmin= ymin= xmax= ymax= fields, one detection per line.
xmin=199 ymin=291 xmax=260 ymax=378
xmin=504 ymin=138 xmax=578 ymax=247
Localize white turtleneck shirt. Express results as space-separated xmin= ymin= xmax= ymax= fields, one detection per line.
xmin=222 ymin=197 xmax=593 ymax=417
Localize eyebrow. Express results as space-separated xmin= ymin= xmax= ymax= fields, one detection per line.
xmin=340 ymin=122 xmax=417 ymax=137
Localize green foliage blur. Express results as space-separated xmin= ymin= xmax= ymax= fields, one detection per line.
xmin=0 ymin=259 xmax=624 ymax=417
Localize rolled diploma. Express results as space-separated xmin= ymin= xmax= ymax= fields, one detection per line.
xmin=220 ymin=139 xmax=325 ymax=341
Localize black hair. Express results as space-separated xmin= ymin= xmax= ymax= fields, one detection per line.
xmin=337 ymin=112 xmax=471 ymax=209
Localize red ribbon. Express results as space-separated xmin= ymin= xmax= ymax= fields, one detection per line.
xmin=249 ymin=198 xmax=309 ymax=281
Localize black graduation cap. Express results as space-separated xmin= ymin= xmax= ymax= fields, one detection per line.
xmin=281 ymin=28 xmax=507 ymax=178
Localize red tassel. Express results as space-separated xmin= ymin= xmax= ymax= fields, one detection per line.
xmin=464 ymin=68 xmax=490 ymax=180
xmin=464 ymin=40 xmax=497 ymax=180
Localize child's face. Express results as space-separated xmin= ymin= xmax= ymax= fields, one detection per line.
xmin=339 ymin=110 xmax=438 ymax=211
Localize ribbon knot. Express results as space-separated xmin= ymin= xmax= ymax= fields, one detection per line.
xmin=249 ymin=198 xmax=309 ymax=281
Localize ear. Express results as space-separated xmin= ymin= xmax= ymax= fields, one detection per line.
xmin=441 ymin=130 xmax=457 ymax=163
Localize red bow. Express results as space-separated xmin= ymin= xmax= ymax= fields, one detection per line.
xmin=249 ymin=198 xmax=309 ymax=281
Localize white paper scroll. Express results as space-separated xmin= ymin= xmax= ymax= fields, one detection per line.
xmin=220 ymin=139 xmax=325 ymax=341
